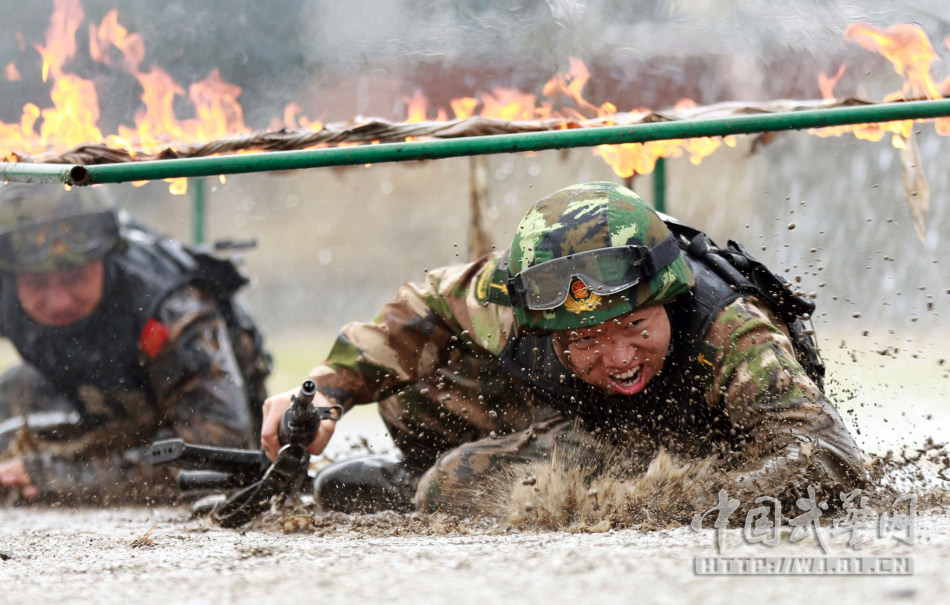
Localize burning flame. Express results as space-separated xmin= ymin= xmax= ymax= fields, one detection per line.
xmin=401 ymin=59 xmax=734 ymax=178
xmin=2 ymin=3 xmax=950 ymax=195
xmin=815 ymin=22 xmax=950 ymax=143
xmin=34 ymin=0 xmax=83 ymax=83
xmin=5 ymin=62 xmax=21 ymax=81
xmin=847 ymin=23 xmax=945 ymax=101
xmin=1 ymin=0 xmax=255 ymax=193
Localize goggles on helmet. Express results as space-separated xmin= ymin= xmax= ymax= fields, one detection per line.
xmin=507 ymin=236 xmax=681 ymax=311
xmin=0 ymin=210 xmax=118 ymax=268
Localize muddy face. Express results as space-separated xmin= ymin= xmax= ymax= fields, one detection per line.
xmin=15 ymin=259 xmax=105 ymax=327
xmin=552 ymin=305 xmax=672 ymax=396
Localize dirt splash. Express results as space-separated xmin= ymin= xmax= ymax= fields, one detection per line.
xmin=487 ymin=436 xmax=950 ymax=532
xmin=9 ymin=434 xmax=947 ymax=538
xmin=498 ymin=447 xmax=727 ymax=532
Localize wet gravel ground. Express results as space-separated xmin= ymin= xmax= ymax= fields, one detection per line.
xmin=2 ymin=347 xmax=946 ymax=604
xmin=1 ymin=505 xmax=948 ymax=605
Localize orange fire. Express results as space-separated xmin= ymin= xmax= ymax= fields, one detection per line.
xmin=0 ymin=0 xmax=255 ymax=192
xmin=401 ymin=59 xmax=734 ymax=178
xmin=815 ymin=22 xmax=950 ymax=143
xmin=2 ymin=3 xmax=950 ymax=194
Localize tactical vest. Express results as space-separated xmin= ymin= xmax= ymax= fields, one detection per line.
xmin=497 ymin=217 xmax=824 ymax=431
xmin=0 ymin=221 xmax=262 ymax=416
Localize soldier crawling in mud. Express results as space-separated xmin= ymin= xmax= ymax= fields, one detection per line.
xmin=0 ymin=183 xmax=270 ymax=502
xmin=261 ymin=181 xmax=866 ymax=515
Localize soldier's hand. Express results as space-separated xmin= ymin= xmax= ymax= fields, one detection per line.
xmin=0 ymin=457 xmax=39 ymax=499
xmin=261 ymin=387 xmax=337 ymax=461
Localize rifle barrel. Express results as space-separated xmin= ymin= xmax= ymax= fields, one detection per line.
xmin=148 ymin=438 xmax=267 ymax=474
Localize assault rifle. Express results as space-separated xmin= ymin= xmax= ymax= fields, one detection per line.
xmin=147 ymin=380 xmax=342 ymax=527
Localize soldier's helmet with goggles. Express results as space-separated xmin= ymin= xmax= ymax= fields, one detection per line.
xmin=506 ymin=181 xmax=694 ymax=332
xmin=0 ymin=183 xmax=119 ymax=274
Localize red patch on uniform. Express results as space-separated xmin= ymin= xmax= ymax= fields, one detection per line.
xmin=570 ymin=278 xmax=590 ymax=301
xmin=139 ymin=318 xmax=170 ymax=359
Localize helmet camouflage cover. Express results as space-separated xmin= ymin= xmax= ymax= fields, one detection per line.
xmin=0 ymin=183 xmax=119 ymax=274
xmin=506 ymin=181 xmax=694 ymax=332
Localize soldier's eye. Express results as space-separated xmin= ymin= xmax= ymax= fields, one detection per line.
xmin=570 ymin=336 xmax=597 ymax=350
xmin=19 ymin=275 xmax=49 ymax=290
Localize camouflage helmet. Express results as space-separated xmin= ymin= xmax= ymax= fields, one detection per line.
xmin=0 ymin=183 xmax=119 ymax=274
xmin=506 ymin=181 xmax=694 ymax=332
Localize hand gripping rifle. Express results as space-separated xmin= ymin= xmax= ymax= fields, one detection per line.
xmin=147 ymin=380 xmax=342 ymax=527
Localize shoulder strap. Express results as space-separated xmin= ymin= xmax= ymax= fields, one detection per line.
xmin=663 ymin=216 xmax=825 ymax=389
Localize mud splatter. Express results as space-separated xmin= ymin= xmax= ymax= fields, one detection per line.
xmin=486 ymin=435 xmax=950 ymax=532
xmin=249 ymin=434 xmax=950 ymax=537
xmin=498 ymin=447 xmax=727 ymax=531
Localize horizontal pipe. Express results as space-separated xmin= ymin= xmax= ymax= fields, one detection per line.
xmin=0 ymin=162 xmax=88 ymax=184
xmin=3 ymin=98 xmax=950 ymax=186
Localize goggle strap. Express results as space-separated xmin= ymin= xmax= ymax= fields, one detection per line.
xmin=645 ymin=236 xmax=681 ymax=274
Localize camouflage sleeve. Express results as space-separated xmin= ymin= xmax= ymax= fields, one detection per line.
xmin=704 ymin=297 xmax=867 ymax=493
xmin=310 ymin=252 xmax=514 ymax=411
xmin=145 ymin=284 xmax=253 ymax=448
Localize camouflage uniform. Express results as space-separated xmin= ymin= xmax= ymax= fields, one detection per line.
xmin=310 ymin=182 xmax=865 ymax=513
xmin=0 ymin=185 xmax=270 ymax=502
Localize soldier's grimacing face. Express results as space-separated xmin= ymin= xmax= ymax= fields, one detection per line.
xmin=15 ymin=259 xmax=105 ymax=327
xmin=552 ymin=305 xmax=672 ymax=396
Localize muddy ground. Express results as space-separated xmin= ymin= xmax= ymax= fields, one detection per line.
xmin=1 ymin=504 xmax=947 ymax=605
xmin=2 ymin=420 xmax=948 ymax=605
xmin=2 ymin=346 xmax=948 ymax=604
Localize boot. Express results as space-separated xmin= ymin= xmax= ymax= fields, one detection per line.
xmin=313 ymin=453 xmax=419 ymax=513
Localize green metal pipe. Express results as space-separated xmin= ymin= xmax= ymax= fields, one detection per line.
xmin=192 ymin=177 xmax=206 ymax=245
xmin=0 ymin=162 xmax=89 ymax=184
xmin=3 ymin=98 xmax=950 ymax=186
xmin=653 ymin=157 xmax=666 ymax=213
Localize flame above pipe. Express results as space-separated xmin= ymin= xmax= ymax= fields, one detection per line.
xmin=3 ymin=3 xmax=950 ymax=196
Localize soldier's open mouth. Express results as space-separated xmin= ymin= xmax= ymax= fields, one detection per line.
xmin=608 ymin=365 xmax=645 ymax=394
